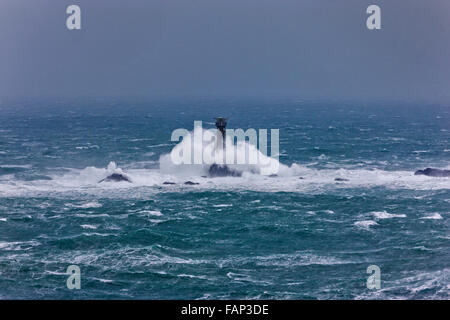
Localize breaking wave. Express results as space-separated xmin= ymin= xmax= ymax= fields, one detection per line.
xmin=159 ymin=125 xmax=286 ymax=177
xmin=0 ymin=128 xmax=449 ymax=197
xmin=1 ymin=160 xmax=449 ymax=197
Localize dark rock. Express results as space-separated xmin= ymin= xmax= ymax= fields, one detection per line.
xmin=99 ymin=173 xmax=132 ymax=183
xmin=269 ymin=174 xmax=278 ymax=178
xmin=298 ymin=177 xmax=305 ymax=180
xmin=335 ymin=178 xmax=349 ymax=182
xmin=184 ymin=181 xmax=199 ymax=185
xmin=414 ymin=168 xmax=450 ymax=177
xmin=163 ymin=181 xmax=176 ymax=185
xmin=208 ymin=164 xmax=242 ymax=177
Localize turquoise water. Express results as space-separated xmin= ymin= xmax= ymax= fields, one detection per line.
xmin=0 ymin=98 xmax=449 ymax=299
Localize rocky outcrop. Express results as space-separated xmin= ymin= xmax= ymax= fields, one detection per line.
xmin=414 ymin=168 xmax=450 ymax=177
xmin=208 ymin=164 xmax=242 ymax=177
xmin=99 ymin=173 xmax=132 ymax=183
xmin=184 ymin=181 xmax=199 ymax=185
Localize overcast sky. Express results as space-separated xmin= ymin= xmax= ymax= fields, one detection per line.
xmin=1 ymin=0 xmax=449 ymax=102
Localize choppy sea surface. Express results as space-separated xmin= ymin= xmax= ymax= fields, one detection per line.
xmin=0 ymin=98 xmax=449 ymax=299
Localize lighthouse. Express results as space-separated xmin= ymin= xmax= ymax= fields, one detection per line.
xmin=208 ymin=117 xmax=241 ymax=177
xmin=215 ymin=117 xmax=227 ymax=150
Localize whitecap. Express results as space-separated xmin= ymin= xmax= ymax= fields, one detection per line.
xmin=81 ymin=232 xmax=114 ymax=237
xmin=147 ymin=143 xmax=172 ymax=148
xmin=0 ymin=240 xmax=40 ymax=250
xmin=75 ymin=145 xmax=99 ymax=150
xmin=354 ymin=220 xmax=378 ymax=229
xmin=93 ymin=277 xmax=114 ymax=283
xmin=140 ymin=210 xmax=163 ymax=216
xmin=159 ymin=126 xmax=285 ymax=177
xmin=177 ymin=274 xmax=209 ymax=280
xmin=420 ymin=213 xmax=443 ymax=220
xmin=0 ymin=164 xmax=32 ymax=169
xmin=251 ymin=252 xmax=348 ymax=267
xmin=69 ymin=201 xmax=103 ymax=209
xmin=372 ymin=211 xmax=406 ymax=219
xmin=80 ymin=224 xmax=98 ymax=229
xmin=44 ymin=270 xmax=68 ymax=275
xmin=1 ymin=144 xmax=450 ymax=197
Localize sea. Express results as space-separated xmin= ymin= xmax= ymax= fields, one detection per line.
xmin=0 ymin=97 xmax=448 ymax=299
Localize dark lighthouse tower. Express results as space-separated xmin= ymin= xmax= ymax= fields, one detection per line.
xmin=215 ymin=117 xmax=227 ymax=150
xmin=208 ymin=117 xmax=241 ymax=177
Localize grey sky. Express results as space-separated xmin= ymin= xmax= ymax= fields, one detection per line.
xmin=1 ymin=0 xmax=449 ymax=102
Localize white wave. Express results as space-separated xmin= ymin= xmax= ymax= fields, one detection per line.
xmin=68 ymin=201 xmax=103 ymax=209
xmin=372 ymin=211 xmax=406 ymax=219
xmin=44 ymin=270 xmax=69 ymax=276
xmin=147 ymin=143 xmax=172 ymax=148
xmin=74 ymin=213 xmax=110 ymax=218
xmin=139 ymin=210 xmax=163 ymax=216
xmin=213 ymin=204 xmax=233 ymax=208
xmin=81 ymin=232 xmax=114 ymax=237
xmin=1 ymin=162 xmax=450 ymax=197
xmin=354 ymin=220 xmax=378 ymax=229
xmin=356 ymin=268 xmax=450 ymax=300
xmin=143 ymin=152 xmax=155 ymax=157
xmin=177 ymin=274 xmax=210 ymax=280
xmin=420 ymin=213 xmax=443 ymax=220
xmin=159 ymin=126 xmax=286 ymax=177
xmin=0 ymin=240 xmax=40 ymax=250
xmin=251 ymin=252 xmax=348 ymax=267
xmin=92 ymin=277 xmax=114 ymax=283
xmin=80 ymin=224 xmax=98 ymax=229
xmin=0 ymin=164 xmax=32 ymax=169
xmin=0 ymin=137 xmax=449 ymax=196
xmin=75 ymin=145 xmax=99 ymax=150
xmin=226 ymin=272 xmax=272 ymax=285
